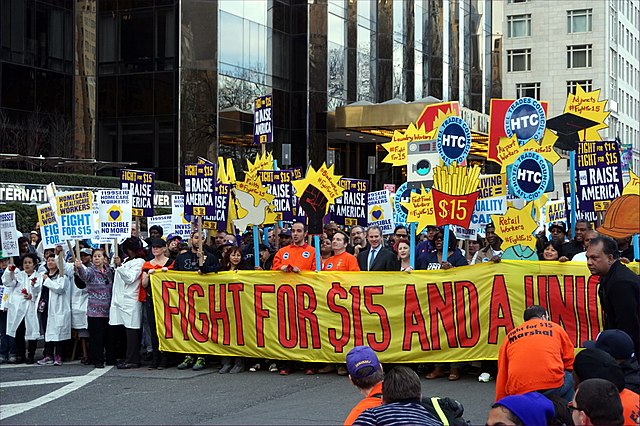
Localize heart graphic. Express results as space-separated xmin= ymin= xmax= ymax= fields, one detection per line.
xmin=372 ymin=209 xmax=382 ymax=220
xmin=110 ymin=210 xmax=121 ymax=221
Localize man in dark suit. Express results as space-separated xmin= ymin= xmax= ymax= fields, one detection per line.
xmin=357 ymin=225 xmax=398 ymax=271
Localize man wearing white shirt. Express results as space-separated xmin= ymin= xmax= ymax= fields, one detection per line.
xmin=571 ymin=230 xmax=598 ymax=262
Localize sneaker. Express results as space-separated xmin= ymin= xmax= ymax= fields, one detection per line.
xmin=177 ymin=355 xmax=194 ymax=370
xmin=478 ymin=372 xmax=493 ymax=383
xmin=229 ymin=361 xmax=244 ymax=374
xmin=317 ymin=364 xmax=336 ymax=374
xmin=268 ymin=363 xmax=278 ymax=373
xmin=279 ymin=367 xmax=292 ymax=376
xmin=305 ymin=368 xmax=316 ymax=375
xmin=249 ymin=363 xmax=261 ymax=372
xmin=25 ymin=356 xmax=35 ymax=365
xmin=53 ymin=355 xmax=62 ymax=366
xmin=8 ymin=355 xmax=18 ymax=364
xmin=192 ymin=357 xmax=206 ymax=371
xmin=37 ymin=356 xmax=54 ymax=366
xmin=0 ymin=356 xmax=7 ymax=364
xmin=219 ymin=363 xmax=233 ymax=374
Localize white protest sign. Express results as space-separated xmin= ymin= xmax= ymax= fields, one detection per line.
xmin=171 ymin=194 xmax=192 ymax=239
xmin=98 ymin=190 xmax=132 ymax=240
xmin=0 ymin=211 xmax=19 ymax=257
xmin=367 ymin=190 xmax=395 ymax=235
xmin=148 ymin=215 xmax=174 ymax=238
xmin=453 ymin=226 xmax=477 ymax=241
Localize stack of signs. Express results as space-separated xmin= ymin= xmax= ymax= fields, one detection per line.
xmin=329 ymin=179 xmax=368 ymax=227
xmin=367 ymin=190 xmax=395 ymax=235
xmin=37 ymin=204 xmax=61 ymax=249
xmin=56 ymin=191 xmax=94 ymax=240
xmin=97 ymin=190 xmax=132 ymax=242
xmin=120 ymin=169 xmax=154 ymax=217
xmin=259 ymin=169 xmax=299 ymax=221
xmin=0 ymin=211 xmax=19 ymax=257
xmin=182 ymin=163 xmax=216 ymax=217
xmin=470 ymin=174 xmax=507 ymax=231
xmin=171 ymin=195 xmax=192 ymax=239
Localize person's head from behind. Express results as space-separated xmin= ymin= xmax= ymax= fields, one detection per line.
xmin=570 ymin=378 xmax=623 ymax=426
xmin=583 ymin=329 xmax=635 ymax=361
xmin=346 ymin=346 xmax=383 ymax=391
xmin=487 ymin=392 xmax=554 ymax=426
xmin=523 ymin=305 xmax=548 ymax=322
xmin=381 ymin=366 xmax=421 ymax=404
xmin=572 ymin=348 xmax=625 ymax=392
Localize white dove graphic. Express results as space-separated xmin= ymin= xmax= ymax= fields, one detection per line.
xmin=232 ymin=188 xmax=270 ymax=231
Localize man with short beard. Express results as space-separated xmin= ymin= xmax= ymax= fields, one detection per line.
xmin=347 ymin=225 xmax=367 ymax=256
xmin=560 ymin=220 xmax=591 ymax=261
xmin=166 ymin=234 xmax=182 ymax=260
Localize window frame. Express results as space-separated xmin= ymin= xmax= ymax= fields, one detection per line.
xmin=507 ymin=48 xmax=532 ymax=72
xmin=567 ymin=9 xmax=593 ymax=34
xmin=507 ymin=14 xmax=532 ymax=38
xmin=567 ymin=44 xmax=593 ymax=69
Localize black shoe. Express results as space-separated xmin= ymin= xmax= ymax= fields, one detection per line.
xmin=117 ymin=363 xmax=140 ymax=370
xmin=25 ymin=356 xmax=35 ymax=365
xmin=95 ymin=362 xmax=105 ymax=368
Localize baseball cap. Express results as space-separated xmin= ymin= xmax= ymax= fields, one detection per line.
xmin=573 ymin=348 xmax=625 ymax=391
xmin=166 ymin=233 xmax=182 ymax=242
xmin=583 ymin=329 xmax=635 ymax=360
xmin=151 ymin=238 xmax=167 ymax=248
xmin=549 ymin=222 xmax=567 ymax=234
xmin=0 ymin=250 xmax=8 ymax=260
xmin=80 ymin=248 xmax=93 ymax=256
xmin=346 ymin=346 xmax=381 ymax=379
xmin=279 ymin=229 xmax=292 ymax=237
xmin=494 ymin=392 xmax=554 ymax=426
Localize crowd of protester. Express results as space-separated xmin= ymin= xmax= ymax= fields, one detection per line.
xmin=1 ymin=219 xmax=638 ymax=425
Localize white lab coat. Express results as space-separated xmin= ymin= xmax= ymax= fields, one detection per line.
xmin=109 ymin=257 xmax=144 ymax=329
xmin=42 ymin=269 xmax=71 ymax=342
xmin=69 ymin=262 xmax=88 ymax=329
xmin=2 ymin=268 xmax=42 ymax=339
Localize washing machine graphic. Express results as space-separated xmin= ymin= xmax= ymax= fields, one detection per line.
xmin=407 ymin=139 xmax=439 ymax=190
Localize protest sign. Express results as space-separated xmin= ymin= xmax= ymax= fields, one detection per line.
xmin=183 ymin=163 xmax=216 ymax=217
xmin=292 ymin=163 xmax=345 ymax=234
xmin=148 ymin=215 xmax=173 ymax=238
xmin=97 ymin=190 xmax=132 ymax=240
xmin=56 ymin=191 xmax=94 ymax=240
xmin=491 ymin=203 xmax=538 ymax=251
xmin=151 ymin=261 xmax=639 ymax=363
xmin=368 ymin=190 xmax=395 ymax=235
xmin=37 ymin=204 xmax=61 ymax=249
xmin=576 ymin=140 xmax=622 ymax=213
xmin=258 ymin=170 xmax=298 ymax=221
xmin=329 ymin=179 xmax=368 ymax=227
xmin=431 ymin=164 xmax=481 ymax=228
xmin=202 ymin=183 xmax=231 ymax=231
xmin=0 ymin=211 xmax=19 ymax=257
xmin=507 ymin=151 xmax=552 ymax=201
xmin=254 ymin=95 xmax=273 ymax=144
xmin=120 ymin=169 xmax=154 ymax=217
xmin=171 ymin=195 xmax=192 ymax=239
xmin=436 ymin=116 xmax=472 ymax=165
xmin=470 ymin=174 xmax=507 ymax=230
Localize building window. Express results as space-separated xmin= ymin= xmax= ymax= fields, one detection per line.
xmin=507 ymin=49 xmax=532 ymax=72
xmin=567 ymin=80 xmax=593 ymax=95
xmin=507 ymin=14 xmax=531 ymax=38
xmin=507 ymin=0 xmax=528 ymax=3
xmin=567 ymin=44 xmax=592 ymax=68
xmin=567 ymin=9 xmax=592 ymax=33
xmin=516 ymin=82 xmax=541 ymax=99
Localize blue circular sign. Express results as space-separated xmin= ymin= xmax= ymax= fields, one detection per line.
xmin=509 ymin=151 xmax=550 ymax=201
xmin=504 ymin=97 xmax=546 ymax=145
xmin=436 ymin=116 xmax=472 ymax=165
xmin=393 ymin=182 xmax=421 ymax=224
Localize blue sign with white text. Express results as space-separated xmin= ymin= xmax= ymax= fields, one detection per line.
xmin=507 ymin=151 xmax=551 ymax=201
xmin=504 ymin=97 xmax=546 ymax=145
xmin=436 ymin=116 xmax=472 ymax=165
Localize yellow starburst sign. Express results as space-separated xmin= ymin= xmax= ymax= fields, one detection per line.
xmin=491 ymin=202 xmax=538 ymax=250
xmin=622 ymin=169 xmax=640 ymax=196
xmin=292 ymin=163 xmax=345 ymax=208
xmin=563 ymin=84 xmax=609 ymax=141
xmin=401 ymin=185 xmax=435 ymax=234
xmin=496 ymin=130 xmax=560 ymax=173
xmin=382 ymin=122 xmax=431 ymax=166
xmin=245 ymin=151 xmax=274 ymax=179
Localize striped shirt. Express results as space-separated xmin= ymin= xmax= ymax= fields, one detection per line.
xmin=353 ymin=401 xmax=443 ymax=426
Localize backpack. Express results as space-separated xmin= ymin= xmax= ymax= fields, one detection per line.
xmin=370 ymin=394 xmax=468 ymax=426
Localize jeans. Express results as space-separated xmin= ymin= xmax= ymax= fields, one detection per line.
xmin=541 ymin=370 xmax=575 ymax=403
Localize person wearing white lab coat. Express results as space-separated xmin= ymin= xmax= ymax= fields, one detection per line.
xmin=38 ymin=253 xmax=72 ymax=366
xmin=71 ymin=248 xmax=91 ymax=364
xmin=110 ymin=238 xmax=146 ymax=369
xmin=1 ymin=253 xmax=42 ymax=364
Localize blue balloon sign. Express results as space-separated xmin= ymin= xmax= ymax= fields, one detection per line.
xmin=436 ymin=116 xmax=472 ymax=165
xmin=508 ymin=151 xmax=550 ymax=201
xmin=504 ymin=97 xmax=546 ymax=145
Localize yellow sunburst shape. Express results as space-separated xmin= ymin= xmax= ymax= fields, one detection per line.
xmin=401 ymin=185 xmax=435 ymax=234
xmin=563 ymin=84 xmax=609 ymax=141
xmin=427 ymin=108 xmax=457 ymax=139
xmin=432 ymin=163 xmax=481 ymax=196
xmin=235 ymin=175 xmax=275 ymax=208
xmin=292 ymin=163 xmax=345 ymax=207
xmin=382 ymin=122 xmax=430 ymax=166
xmin=497 ymin=130 xmax=561 ymax=173
xmin=622 ymin=169 xmax=640 ymax=196
xmin=245 ymin=151 xmax=274 ymax=179
xmin=490 ymin=202 xmax=538 ymax=250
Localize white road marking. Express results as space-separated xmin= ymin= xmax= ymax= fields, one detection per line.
xmin=1 ymin=376 xmax=76 ymax=388
xmin=0 ymin=366 xmax=113 ymax=420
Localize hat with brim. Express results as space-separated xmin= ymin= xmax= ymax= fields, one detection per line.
xmin=597 ymin=194 xmax=640 ymax=238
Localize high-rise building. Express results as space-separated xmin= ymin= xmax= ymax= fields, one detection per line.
xmin=1 ymin=0 xmax=497 ymax=187
xmin=501 ymin=0 xmax=640 ymax=176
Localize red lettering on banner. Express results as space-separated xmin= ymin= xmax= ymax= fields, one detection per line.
xmin=586 ymin=275 xmax=601 ymax=340
xmin=208 ymin=284 xmax=230 ymax=345
xmin=488 ymin=275 xmax=514 ymax=344
xmin=349 ymin=287 xmax=364 ymax=346
xmin=162 ymin=280 xmax=179 ymax=338
xmin=575 ymin=276 xmax=590 ymax=345
xmin=363 ymin=286 xmax=391 ymax=351
xmin=178 ymin=282 xmax=188 ymax=339
xmin=548 ymin=276 xmax=577 ymax=344
xmin=427 ymin=282 xmax=458 ymax=350
xmin=455 ymin=281 xmax=480 ymax=348
xmin=403 ymin=285 xmax=430 ymax=351
xmin=228 ymin=283 xmax=245 ymax=345
xmin=296 ymin=284 xmax=321 ymax=349
xmin=187 ymin=284 xmax=209 ymax=343
xmin=524 ymin=276 xmax=534 ymax=307
xmin=537 ymin=276 xmax=549 ymax=311
xmin=327 ymin=282 xmax=350 ymax=353
xmin=254 ymin=284 xmax=275 ymax=347
xmin=277 ymin=285 xmax=298 ymax=349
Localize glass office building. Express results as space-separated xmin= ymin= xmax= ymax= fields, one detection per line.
xmin=1 ymin=0 xmax=495 ymax=186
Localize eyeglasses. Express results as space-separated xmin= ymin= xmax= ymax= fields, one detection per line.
xmin=395 ymin=234 xmax=408 ymax=237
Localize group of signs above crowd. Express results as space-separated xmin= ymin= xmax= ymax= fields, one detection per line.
xmin=0 ymin=85 xmax=639 ymax=265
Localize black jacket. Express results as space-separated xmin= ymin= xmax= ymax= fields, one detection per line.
xmin=357 ymin=246 xmax=399 ymax=271
xmin=174 ymin=250 xmax=220 ymax=273
xmin=598 ymin=260 xmax=640 ymax=357
xmin=620 ymin=357 xmax=640 ymax=394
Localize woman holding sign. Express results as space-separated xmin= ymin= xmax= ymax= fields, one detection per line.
xmin=417 ymin=229 xmax=468 ymax=270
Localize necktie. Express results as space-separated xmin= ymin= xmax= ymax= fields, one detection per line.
xmin=368 ymin=248 xmax=377 ymax=270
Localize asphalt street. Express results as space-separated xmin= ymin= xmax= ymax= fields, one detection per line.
xmin=1 ymin=361 xmax=495 ymax=425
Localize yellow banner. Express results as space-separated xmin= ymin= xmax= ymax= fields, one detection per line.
xmin=151 ymin=261 xmax=639 ymax=363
